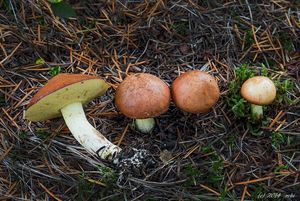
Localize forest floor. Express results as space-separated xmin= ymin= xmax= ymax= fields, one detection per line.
xmin=0 ymin=1 xmax=299 ymax=200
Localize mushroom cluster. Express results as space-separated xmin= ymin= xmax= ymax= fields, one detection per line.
xmin=25 ymin=70 xmax=221 ymax=163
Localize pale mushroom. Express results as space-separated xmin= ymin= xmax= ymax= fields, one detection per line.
xmin=240 ymin=76 xmax=277 ymax=120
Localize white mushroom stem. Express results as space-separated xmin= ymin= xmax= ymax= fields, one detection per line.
xmin=251 ymin=104 xmax=263 ymax=121
xmin=135 ymin=118 xmax=155 ymax=133
xmin=61 ymin=102 xmax=121 ymax=161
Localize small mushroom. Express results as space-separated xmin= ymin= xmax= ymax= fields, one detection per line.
xmin=115 ymin=73 xmax=171 ymax=133
xmin=172 ymin=70 xmax=220 ymax=113
xmin=241 ymin=76 xmax=276 ymax=120
xmin=26 ymin=73 xmax=121 ymax=161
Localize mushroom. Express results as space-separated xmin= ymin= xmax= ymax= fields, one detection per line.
xmin=25 ymin=73 xmax=121 ymax=161
xmin=240 ymin=76 xmax=276 ymax=120
xmin=172 ymin=70 xmax=220 ymax=113
xmin=115 ymin=73 xmax=171 ymax=133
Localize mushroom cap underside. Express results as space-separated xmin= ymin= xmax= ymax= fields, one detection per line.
xmin=26 ymin=74 xmax=109 ymax=122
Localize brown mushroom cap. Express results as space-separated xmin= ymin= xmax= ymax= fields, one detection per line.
xmin=26 ymin=73 xmax=109 ymax=122
xmin=115 ymin=73 xmax=171 ymax=119
xmin=240 ymin=76 xmax=276 ymax=105
xmin=172 ymin=70 xmax=220 ymax=113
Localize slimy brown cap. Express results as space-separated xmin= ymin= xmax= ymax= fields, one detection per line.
xmin=172 ymin=70 xmax=220 ymax=113
xmin=115 ymin=73 xmax=171 ymax=119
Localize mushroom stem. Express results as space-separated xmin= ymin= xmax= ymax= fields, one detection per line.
xmin=61 ymin=102 xmax=121 ymax=161
xmin=135 ymin=118 xmax=155 ymax=133
xmin=251 ymin=104 xmax=263 ymax=121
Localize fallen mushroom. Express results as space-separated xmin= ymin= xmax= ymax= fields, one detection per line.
xmin=240 ymin=76 xmax=276 ymax=121
xmin=172 ymin=70 xmax=220 ymax=113
xmin=115 ymin=73 xmax=171 ymax=133
xmin=25 ymin=73 xmax=121 ymax=161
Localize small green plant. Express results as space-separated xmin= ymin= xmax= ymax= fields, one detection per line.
xmin=271 ymin=132 xmax=287 ymax=149
xmin=247 ymin=122 xmax=264 ymax=136
xmin=274 ymin=164 xmax=289 ymax=175
xmin=260 ymin=63 xmax=268 ymax=76
xmin=96 ymin=165 xmax=117 ymax=185
xmin=76 ymin=170 xmax=120 ymax=201
xmin=227 ymin=64 xmax=255 ymax=118
xmin=35 ymin=57 xmax=45 ymax=65
xmin=275 ymin=79 xmax=295 ymax=105
xmin=210 ymin=157 xmax=224 ymax=185
xmin=245 ymin=29 xmax=254 ymax=48
xmin=201 ymin=145 xmax=215 ymax=154
xmin=77 ymin=172 xmax=95 ymax=201
xmin=231 ymin=99 xmax=247 ymax=118
xmin=184 ymin=164 xmax=202 ymax=186
xmin=49 ymin=66 xmax=61 ymax=76
xmin=201 ymin=146 xmax=225 ymax=188
xmin=219 ymin=188 xmax=231 ymax=201
xmin=236 ymin=64 xmax=255 ymax=82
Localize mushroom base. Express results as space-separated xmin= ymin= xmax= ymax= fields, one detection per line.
xmin=135 ymin=118 xmax=155 ymax=133
xmin=251 ymin=104 xmax=263 ymax=121
xmin=61 ymin=102 xmax=121 ymax=160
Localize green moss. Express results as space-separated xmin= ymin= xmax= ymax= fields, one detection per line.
xmin=219 ymin=188 xmax=234 ymax=201
xmin=271 ymin=132 xmax=287 ymax=150
xmin=245 ymin=29 xmax=254 ymax=48
xmin=76 ymin=170 xmax=120 ymax=201
xmin=260 ymin=63 xmax=269 ymax=76
xmin=227 ymin=64 xmax=255 ymax=118
xmin=76 ymin=173 xmax=95 ymax=201
xmin=200 ymin=146 xmax=225 ymax=188
xmin=49 ymin=66 xmax=61 ymax=76
xmin=274 ymin=164 xmax=289 ymax=175
xmin=275 ymin=79 xmax=296 ymax=105
xmin=184 ymin=164 xmax=202 ymax=186
xmin=96 ymin=165 xmax=117 ymax=185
